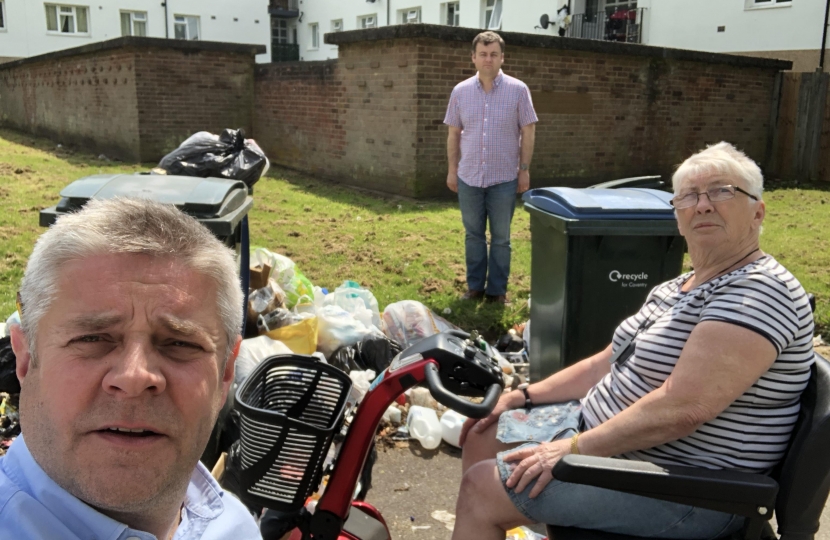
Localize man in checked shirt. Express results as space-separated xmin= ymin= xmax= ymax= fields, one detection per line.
xmin=444 ymin=31 xmax=538 ymax=305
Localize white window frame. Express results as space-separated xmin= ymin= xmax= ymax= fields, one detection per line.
xmin=331 ymin=19 xmax=343 ymax=32
xmin=359 ymin=14 xmax=377 ymax=29
xmin=120 ymin=10 xmax=147 ymax=37
xmin=309 ymin=23 xmax=319 ymax=49
xmin=483 ymin=0 xmax=502 ymax=30
xmin=173 ymin=14 xmax=200 ymax=40
xmin=443 ymin=2 xmax=460 ymax=26
xmin=399 ymin=7 xmax=421 ymax=24
xmin=744 ymin=0 xmax=791 ymax=9
xmin=45 ymin=4 xmax=90 ymax=35
xmin=0 ymin=1 xmax=6 ymax=31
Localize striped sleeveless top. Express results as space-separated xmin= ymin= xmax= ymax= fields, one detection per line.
xmin=581 ymin=255 xmax=815 ymax=473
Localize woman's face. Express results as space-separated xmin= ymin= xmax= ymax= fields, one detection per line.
xmin=674 ymin=173 xmax=765 ymax=253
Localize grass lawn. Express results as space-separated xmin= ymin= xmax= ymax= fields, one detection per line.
xmin=0 ymin=128 xmax=828 ymax=339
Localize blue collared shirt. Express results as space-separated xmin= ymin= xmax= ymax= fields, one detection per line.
xmin=0 ymin=436 xmax=262 ymax=540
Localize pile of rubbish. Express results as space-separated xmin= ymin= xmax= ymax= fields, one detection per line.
xmin=239 ymin=247 xmax=527 ymax=453
xmin=0 ymin=335 xmax=20 ymax=457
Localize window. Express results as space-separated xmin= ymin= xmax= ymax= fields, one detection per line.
xmin=443 ymin=2 xmax=460 ymax=26
xmin=359 ymin=14 xmax=376 ymax=29
xmin=309 ymin=23 xmax=319 ymax=49
xmin=331 ymin=19 xmax=343 ymax=32
xmin=120 ymin=11 xmax=146 ymax=36
xmin=746 ymin=0 xmax=791 ymax=7
xmin=399 ymin=8 xmax=421 ymax=24
xmin=272 ymin=18 xmax=289 ymax=43
xmin=173 ymin=14 xmax=199 ymax=40
xmin=46 ymin=4 xmax=90 ymax=34
xmin=483 ymin=0 xmax=502 ymax=30
xmin=0 ymin=1 xmax=6 ymax=30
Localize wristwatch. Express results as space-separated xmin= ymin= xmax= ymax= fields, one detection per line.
xmin=517 ymin=383 xmax=533 ymax=409
xmin=519 ymin=163 xmax=530 ymax=171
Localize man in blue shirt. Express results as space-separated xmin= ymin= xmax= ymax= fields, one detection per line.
xmin=0 ymin=198 xmax=261 ymax=540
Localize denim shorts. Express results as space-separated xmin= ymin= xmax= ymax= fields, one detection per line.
xmin=496 ymin=400 xmax=582 ymax=445
xmin=495 ymin=403 xmax=745 ymax=539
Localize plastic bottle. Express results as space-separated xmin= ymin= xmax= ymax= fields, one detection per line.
xmin=407 ymin=405 xmax=442 ymax=450
xmin=439 ymin=410 xmax=467 ymax=448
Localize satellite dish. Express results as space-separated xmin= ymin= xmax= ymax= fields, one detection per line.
xmin=540 ymin=14 xmax=550 ymax=29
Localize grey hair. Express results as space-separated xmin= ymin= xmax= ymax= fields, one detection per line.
xmin=672 ymin=142 xmax=764 ymax=200
xmin=19 ymin=197 xmax=243 ymax=361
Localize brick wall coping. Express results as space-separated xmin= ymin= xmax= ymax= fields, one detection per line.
xmin=0 ymin=36 xmax=266 ymax=71
xmin=325 ymin=23 xmax=793 ymax=71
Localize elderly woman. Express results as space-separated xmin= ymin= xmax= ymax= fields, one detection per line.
xmin=453 ymin=142 xmax=815 ymax=540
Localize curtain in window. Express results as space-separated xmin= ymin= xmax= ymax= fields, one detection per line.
xmin=134 ymin=20 xmax=146 ymax=36
xmin=60 ymin=13 xmax=74 ymax=33
xmin=76 ymin=7 xmax=88 ymax=32
xmin=174 ymin=18 xmax=186 ymax=39
xmin=46 ymin=5 xmax=58 ymax=31
xmin=488 ymin=0 xmax=502 ymax=29
xmin=121 ymin=12 xmax=131 ymax=36
xmin=187 ymin=17 xmax=199 ymax=40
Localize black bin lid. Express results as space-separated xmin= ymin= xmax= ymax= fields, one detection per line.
xmin=40 ymin=174 xmax=253 ymax=238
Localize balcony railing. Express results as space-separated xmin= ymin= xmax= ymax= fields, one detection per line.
xmin=269 ymin=0 xmax=299 ymax=18
xmin=565 ymin=8 xmax=645 ymax=44
xmin=272 ymin=43 xmax=300 ymax=63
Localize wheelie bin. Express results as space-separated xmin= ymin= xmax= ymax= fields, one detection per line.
xmin=522 ymin=187 xmax=685 ymax=382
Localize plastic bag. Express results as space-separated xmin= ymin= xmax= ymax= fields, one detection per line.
xmin=285 ymin=271 xmax=314 ymax=309
xmin=264 ymin=316 xmax=318 ymax=355
xmin=348 ymin=369 xmax=376 ymax=404
xmin=381 ymin=300 xmax=459 ymax=348
xmin=323 ymin=281 xmax=381 ymax=329
xmin=317 ymin=306 xmax=383 ymax=359
xmin=235 ymin=335 xmax=293 ymax=387
xmin=157 ymin=128 xmax=269 ymax=187
xmin=257 ymin=307 xmax=301 ymax=334
xmin=330 ymin=335 xmax=402 ymax=374
xmin=252 ymin=248 xmax=296 ymax=286
xmin=0 ymin=336 xmax=19 ymax=394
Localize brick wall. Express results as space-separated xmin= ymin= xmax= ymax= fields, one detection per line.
xmin=0 ymin=37 xmax=264 ymax=162
xmin=254 ymin=25 xmax=789 ymax=197
xmin=253 ymin=41 xmax=423 ymax=195
xmin=133 ymin=47 xmax=258 ymax=162
xmin=0 ymin=50 xmax=141 ymax=160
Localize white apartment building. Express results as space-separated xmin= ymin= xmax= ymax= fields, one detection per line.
xmin=286 ymin=0 xmax=827 ymax=72
xmin=0 ymin=0 xmax=272 ymax=63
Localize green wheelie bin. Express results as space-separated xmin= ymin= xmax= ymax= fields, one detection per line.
xmin=522 ymin=187 xmax=685 ymax=382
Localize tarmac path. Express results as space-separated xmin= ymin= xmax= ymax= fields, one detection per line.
xmin=366 ymin=442 xmax=830 ymax=540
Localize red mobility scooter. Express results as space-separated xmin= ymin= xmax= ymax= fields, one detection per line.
xmin=224 ymin=330 xmax=505 ymax=540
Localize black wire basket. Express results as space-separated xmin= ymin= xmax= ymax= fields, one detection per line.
xmin=233 ymin=354 xmax=352 ymax=511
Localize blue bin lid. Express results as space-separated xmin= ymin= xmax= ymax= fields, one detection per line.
xmin=522 ymin=187 xmax=676 ymax=220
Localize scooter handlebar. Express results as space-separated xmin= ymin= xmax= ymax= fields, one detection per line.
xmin=424 ymin=362 xmax=503 ymax=419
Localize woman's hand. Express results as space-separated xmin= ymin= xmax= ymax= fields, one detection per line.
xmin=502 ymin=438 xmax=572 ymax=498
xmin=459 ymin=390 xmax=522 ymax=447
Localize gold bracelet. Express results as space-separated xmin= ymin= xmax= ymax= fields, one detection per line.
xmin=570 ymin=433 xmax=580 ymax=455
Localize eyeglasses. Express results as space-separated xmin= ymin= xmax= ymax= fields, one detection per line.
xmin=670 ymin=185 xmax=758 ymax=209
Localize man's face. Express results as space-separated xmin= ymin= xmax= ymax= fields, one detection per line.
xmin=472 ymin=41 xmax=504 ymax=78
xmin=13 ymin=253 xmax=237 ymax=514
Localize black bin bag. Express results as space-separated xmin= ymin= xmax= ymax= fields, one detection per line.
xmin=158 ymin=128 xmax=269 ymax=188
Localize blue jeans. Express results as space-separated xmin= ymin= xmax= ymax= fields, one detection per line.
xmin=457 ymin=178 xmax=518 ymax=296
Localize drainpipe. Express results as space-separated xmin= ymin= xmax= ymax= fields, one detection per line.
xmin=162 ymin=1 xmax=169 ymax=38
xmin=821 ymin=0 xmax=830 ymax=70
xmin=387 ymin=0 xmax=391 ymax=26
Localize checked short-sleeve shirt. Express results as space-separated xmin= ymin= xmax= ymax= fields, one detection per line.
xmin=444 ymin=70 xmax=538 ymax=188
